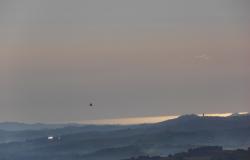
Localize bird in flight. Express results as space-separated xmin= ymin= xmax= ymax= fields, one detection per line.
xmin=89 ymin=103 xmax=94 ymax=107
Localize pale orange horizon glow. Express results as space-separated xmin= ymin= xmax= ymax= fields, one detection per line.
xmin=77 ymin=112 xmax=249 ymax=125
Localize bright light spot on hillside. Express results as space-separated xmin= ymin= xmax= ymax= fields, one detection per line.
xmin=48 ymin=136 xmax=54 ymax=140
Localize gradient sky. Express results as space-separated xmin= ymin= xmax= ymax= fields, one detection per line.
xmin=0 ymin=0 xmax=249 ymax=123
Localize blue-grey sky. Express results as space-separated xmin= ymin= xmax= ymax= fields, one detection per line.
xmin=0 ymin=0 xmax=249 ymax=123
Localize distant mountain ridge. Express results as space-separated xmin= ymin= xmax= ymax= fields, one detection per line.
xmin=0 ymin=122 xmax=81 ymax=131
xmin=154 ymin=113 xmax=250 ymax=131
xmin=1 ymin=112 xmax=248 ymax=131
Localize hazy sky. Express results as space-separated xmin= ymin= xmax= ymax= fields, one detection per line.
xmin=0 ymin=0 xmax=249 ymax=123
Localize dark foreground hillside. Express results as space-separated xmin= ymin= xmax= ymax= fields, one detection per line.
xmin=124 ymin=146 xmax=250 ymax=160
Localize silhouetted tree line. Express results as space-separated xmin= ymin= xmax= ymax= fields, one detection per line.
xmin=124 ymin=146 xmax=250 ymax=160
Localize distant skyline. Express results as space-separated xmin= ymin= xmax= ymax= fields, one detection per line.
xmin=1 ymin=112 xmax=248 ymax=125
xmin=77 ymin=112 xmax=249 ymax=125
xmin=0 ymin=0 xmax=249 ymax=123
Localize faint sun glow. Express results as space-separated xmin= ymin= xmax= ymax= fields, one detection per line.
xmin=194 ymin=54 xmax=209 ymax=60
